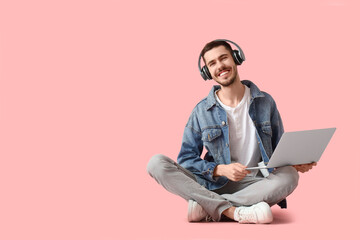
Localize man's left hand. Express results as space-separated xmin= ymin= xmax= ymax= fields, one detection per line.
xmin=292 ymin=162 xmax=317 ymax=173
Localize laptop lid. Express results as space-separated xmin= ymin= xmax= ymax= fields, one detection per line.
xmin=246 ymin=128 xmax=336 ymax=170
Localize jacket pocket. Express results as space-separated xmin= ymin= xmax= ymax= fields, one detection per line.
xmin=201 ymin=128 xmax=223 ymax=161
xmin=261 ymin=124 xmax=272 ymax=137
xmin=202 ymin=128 xmax=222 ymax=142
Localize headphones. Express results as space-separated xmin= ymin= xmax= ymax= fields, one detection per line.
xmin=198 ymin=39 xmax=246 ymax=80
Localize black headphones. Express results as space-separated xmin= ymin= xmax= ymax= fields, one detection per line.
xmin=198 ymin=39 xmax=246 ymax=80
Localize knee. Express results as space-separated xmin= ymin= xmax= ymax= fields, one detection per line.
xmin=146 ymin=154 xmax=172 ymax=177
xmin=270 ymin=166 xmax=299 ymax=193
xmin=277 ymin=166 xmax=299 ymax=190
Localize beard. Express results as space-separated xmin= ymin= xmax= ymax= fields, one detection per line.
xmin=214 ymin=75 xmax=236 ymax=87
xmin=213 ymin=67 xmax=237 ymax=87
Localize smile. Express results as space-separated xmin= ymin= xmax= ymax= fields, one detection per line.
xmin=218 ymin=69 xmax=230 ymax=77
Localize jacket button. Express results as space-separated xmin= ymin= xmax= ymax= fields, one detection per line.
xmin=222 ymin=121 xmax=226 ymax=126
xmin=226 ymin=143 xmax=229 ymax=147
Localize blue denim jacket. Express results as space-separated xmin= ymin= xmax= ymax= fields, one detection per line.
xmin=177 ymin=80 xmax=284 ymax=191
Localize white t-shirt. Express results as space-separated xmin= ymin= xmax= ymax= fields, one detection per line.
xmin=215 ymin=85 xmax=261 ymax=176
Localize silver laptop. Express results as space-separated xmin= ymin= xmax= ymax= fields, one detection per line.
xmin=246 ymin=128 xmax=336 ymax=170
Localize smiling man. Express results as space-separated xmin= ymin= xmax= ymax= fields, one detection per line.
xmin=147 ymin=39 xmax=316 ymax=224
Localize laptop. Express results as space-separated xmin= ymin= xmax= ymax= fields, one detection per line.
xmin=246 ymin=128 xmax=336 ymax=170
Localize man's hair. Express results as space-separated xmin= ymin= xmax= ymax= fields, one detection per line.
xmin=200 ymin=40 xmax=233 ymax=65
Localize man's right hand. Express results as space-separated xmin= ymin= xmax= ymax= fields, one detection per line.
xmin=213 ymin=163 xmax=251 ymax=181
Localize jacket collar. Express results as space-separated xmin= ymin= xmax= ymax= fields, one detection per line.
xmin=205 ymin=80 xmax=265 ymax=110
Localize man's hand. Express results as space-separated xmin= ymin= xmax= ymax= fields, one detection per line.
xmin=292 ymin=162 xmax=317 ymax=173
xmin=213 ymin=163 xmax=251 ymax=181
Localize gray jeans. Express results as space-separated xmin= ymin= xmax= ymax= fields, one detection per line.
xmin=147 ymin=154 xmax=299 ymax=221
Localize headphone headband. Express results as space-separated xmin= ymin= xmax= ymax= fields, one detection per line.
xmin=198 ymin=39 xmax=245 ymax=80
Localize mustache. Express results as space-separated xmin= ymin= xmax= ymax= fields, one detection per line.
xmin=216 ymin=67 xmax=231 ymax=76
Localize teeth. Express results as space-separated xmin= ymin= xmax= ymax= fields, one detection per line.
xmin=219 ymin=71 xmax=229 ymax=77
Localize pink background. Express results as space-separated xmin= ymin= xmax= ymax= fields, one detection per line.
xmin=1 ymin=0 xmax=359 ymax=239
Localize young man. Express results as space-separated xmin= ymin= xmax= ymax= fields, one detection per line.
xmin=147 ymin=40 xmax=316 ymax=224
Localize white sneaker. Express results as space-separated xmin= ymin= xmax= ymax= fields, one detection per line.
xmin=188 ymin=200 xmax=211 ymax=222
xmin=234 ymin=202 xmax=273 ymax=224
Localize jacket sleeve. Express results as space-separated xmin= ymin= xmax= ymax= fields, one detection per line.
xmin=270 ymin=100 xmax=284 ymax=150
xmin=177 ymin=116 xmax=218 ymax=182
xmin=270 ymin=96 xmax=288 ymax=209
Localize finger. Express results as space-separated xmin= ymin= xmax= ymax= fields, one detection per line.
xmin=235 ymin=175 xmax=246 ymax=181
xmin=238 ymin=164 xmax=247 ymax=171
xmin=236 ymin=167 xmax=246 ymax=174
xmin=232 ymin=175 xmax=243 ymax=181
xmin=234 ymin=171 xmax=246 ymax=178
xmin=239 ymin=169 xmax=250 ymax=176
xmin=235 ymin=163 xmax=247 ymax=169
xmin=236 ymin=171 xmax=248 ymax=178
xmin=301 ymin=167 xmax=312 ymax=172
xmin=232 ymin=163 xmax=242 ymax=171
xmin=234 ymin=166 xmax=247 ymax=174
xmin=233 ymin=170 xmax=245 ymax=177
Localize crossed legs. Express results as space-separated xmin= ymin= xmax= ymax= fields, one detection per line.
xmin=147 ymin=154 xmax=299 ymax=222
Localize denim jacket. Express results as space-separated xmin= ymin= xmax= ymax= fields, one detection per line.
xmin=177 ymin=80 xmax=284 ymax=191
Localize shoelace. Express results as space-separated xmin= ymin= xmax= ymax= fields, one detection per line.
xmin=238 ymin=208 xmax=257 ymax=223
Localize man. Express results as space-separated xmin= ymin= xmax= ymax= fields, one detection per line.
xmin=147 ymin=39 xmax=316 ymax=224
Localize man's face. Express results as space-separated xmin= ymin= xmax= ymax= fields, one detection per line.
xmin=203 ymin=46 xmax=238 ymax=87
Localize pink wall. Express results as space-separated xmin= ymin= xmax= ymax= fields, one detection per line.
xmin=1 ymin=0 xmax=359 ymax=239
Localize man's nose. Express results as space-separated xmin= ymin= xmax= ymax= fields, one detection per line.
xmin=217 ymin=61 xmax=226 ymax=69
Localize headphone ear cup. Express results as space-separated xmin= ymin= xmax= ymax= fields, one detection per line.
xmin=200 ymin=67 xmax=207 ymax=80
xmin=232 ymin=50 xmax=244 ymax=65
xmin=201 ymin=66 xmax=212 ymax=80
